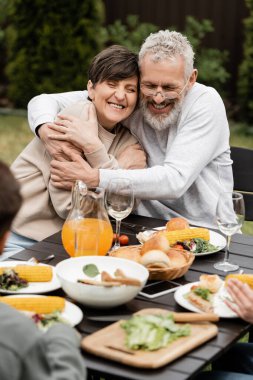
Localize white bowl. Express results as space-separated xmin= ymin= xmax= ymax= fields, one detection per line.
xmin=56 ymin=256 xmax=149 ymax=308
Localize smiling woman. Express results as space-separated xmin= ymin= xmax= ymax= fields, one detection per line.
xmin=3 ymin=45 xmax=147 ymax=258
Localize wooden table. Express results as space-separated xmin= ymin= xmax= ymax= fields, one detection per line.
xmin=10 ymin=214 xmax=253 ymax=380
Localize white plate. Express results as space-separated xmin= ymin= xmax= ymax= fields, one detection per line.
xmin=0 ymin=261 xmax=61 ymax=294
xmin=174 ymin=281 xmax=237 ymax=318
xmin=137 ymin=227 xmax=226 ymax=256
xmin=5 ymin=294 xmax=83 ymax=327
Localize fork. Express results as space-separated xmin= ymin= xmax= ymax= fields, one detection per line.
xmin=27 ymin=254 xmax=55 ymax=264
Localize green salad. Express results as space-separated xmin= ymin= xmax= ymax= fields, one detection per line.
xmin=0 ymin=269 xmax=28 ymax=291
xmin=121 ymin=313 xmax=190 ymax=351
xmin=177 ymin=238 xmax=218 ymax=253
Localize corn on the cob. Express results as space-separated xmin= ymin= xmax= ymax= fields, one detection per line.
xmin=0 ymin=296 xmax=65 ymax=314
xmin=160 ymin=228 xmax=210 ymax=246
xmin=0 ymin=265 xmax=53 ymax=282
xmin=225 ymin=274 xmax=253 ymax=289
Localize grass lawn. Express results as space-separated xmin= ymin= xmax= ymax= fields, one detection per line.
xmin=0 ymin=113 xmax=33 ymax=165
xmin=0 ymin=112 xmax=252 ymax=234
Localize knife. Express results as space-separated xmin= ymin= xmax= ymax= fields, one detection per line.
xmin=86 ymin=312 xmax=219 ymax=323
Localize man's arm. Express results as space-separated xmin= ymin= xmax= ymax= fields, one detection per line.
xmin=28 ymin=91 xmax=87 ymax=134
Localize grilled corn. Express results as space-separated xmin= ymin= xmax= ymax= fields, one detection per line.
xmin=0 ymin=265 xmax=53 ymax=282
xmin=160 ymin=228 xmax=210 ymax=246
xmin=0 ymin=296 xmax=65 ymax=313
xmin=225 ymin=274 xmax=253 ymax=289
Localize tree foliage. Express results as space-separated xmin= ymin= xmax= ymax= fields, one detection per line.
xmin=103 ymin=15 xmax=230 ymax=96
xmin=237 ymin=0 xmax=253 ymax=125
xmin=5 ymin=0 xmax=105 ymax=107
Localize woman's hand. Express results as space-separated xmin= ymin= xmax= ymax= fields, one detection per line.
xmin=224 ymin=278 xmax=253 ymax=323
xmin=38 ymin=123 xmax=82 ymax=161
xmin=48 ymin=103 xmax=103 ymax=153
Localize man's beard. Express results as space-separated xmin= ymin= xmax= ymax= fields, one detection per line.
xmin=141 ymin=97 xmax=183 ymax=131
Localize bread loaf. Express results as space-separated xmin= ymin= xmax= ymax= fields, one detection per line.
xmin=140 ymin=250 xmax=171 ymax=268
xmin=140 ymin=234 xmax=170 ymax=256
xmin=166 ymin=217 xmax=189 ymax=231
xmin=199 ymin=274 xmax=222 ymax=293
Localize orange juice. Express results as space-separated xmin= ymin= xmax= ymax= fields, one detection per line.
xmin=62 ymin=218 xmax=113 ymax=257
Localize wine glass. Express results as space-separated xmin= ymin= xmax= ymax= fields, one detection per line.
xmin=214 ymin=191 xmax=245 ymax=272
xmin=105 ymin=178 xmax=134 ymax=250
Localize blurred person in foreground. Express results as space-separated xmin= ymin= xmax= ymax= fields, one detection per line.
xmin=0 ymin=160 xmax=86 ymax=380
xmin=27 ymin=30 xmax=233 ymax=229
xmin=3 ymin=45 xmax=146 ymax=258
xmin=194 ymin=278 xmax=253 ymax=380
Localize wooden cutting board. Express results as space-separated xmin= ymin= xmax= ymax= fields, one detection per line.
xmin=81 ymin=308 xmax=218 ymax=369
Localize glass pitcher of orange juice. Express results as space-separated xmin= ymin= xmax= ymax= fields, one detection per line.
xmin=62 ymin=180 xmax=113 ymax=257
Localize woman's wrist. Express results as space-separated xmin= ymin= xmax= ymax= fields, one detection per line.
xmin=82 ymin=138 xmax=103 ymax=154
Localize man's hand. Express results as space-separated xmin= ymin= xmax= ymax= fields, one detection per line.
xmin=50 ymin=147 xmax=99 ymax=190
xmin=225 ymin=278 xmax=253 ymax=323
xmin=117 ymin=143 xmax=147 ymax=169
xmin=38 ymin=123 xmax=82 ymax=161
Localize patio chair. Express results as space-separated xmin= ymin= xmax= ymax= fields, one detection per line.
xmin=231 ymin=146 xmax=253 ymax=221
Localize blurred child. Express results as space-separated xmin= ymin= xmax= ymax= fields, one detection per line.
xmin=0 ymin=160 xmax=86 ymax=380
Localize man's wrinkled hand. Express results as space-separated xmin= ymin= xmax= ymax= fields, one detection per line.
xmin=50 ymin=147 xmax=99 ymax=189
xmin=39 ymin=123 xmax=82 ymax=161
xmin=117 ymin=143 xmax=147 ymax=169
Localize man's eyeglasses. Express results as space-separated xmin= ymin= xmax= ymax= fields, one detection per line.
xmin=140 ymin=76 xmax=190 ymax=101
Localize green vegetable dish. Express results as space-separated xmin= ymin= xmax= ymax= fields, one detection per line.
xmin=0 ymin=269 xmax=28 ymax=291
xmin=179 ymin=238 xmax=218 ymax=253
xmin=121 ymin=313 xmax=191 ymax=351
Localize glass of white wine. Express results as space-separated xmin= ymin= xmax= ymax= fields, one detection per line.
xmin=214 ymin=191 xmax=245 ymax=272
xmin=105 ymin=178 xmax=134 ymax=250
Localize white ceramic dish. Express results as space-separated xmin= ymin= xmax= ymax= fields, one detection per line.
xmin=5 ymin=294 xmax=83 ymax=327
xmin=137 ymin=227 xmax=226 ymax=256
xmin=56 ymin=256 xmax=149 ymax=308
xmin=0 ymin=261 xmax=61 ymax=294
xmin=174 ymin=281 xmax=237 ymax=318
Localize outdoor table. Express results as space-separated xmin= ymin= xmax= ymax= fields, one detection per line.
xmin=9 ymin=214 xmax=253 ymax=380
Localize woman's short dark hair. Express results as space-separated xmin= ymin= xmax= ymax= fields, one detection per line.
xmin=88 ymin=45 xmax=140 ymax=85
xmin=0 ymin=161 xmax=22 ymax=239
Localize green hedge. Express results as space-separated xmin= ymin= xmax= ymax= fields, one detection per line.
xmin=5 ymin=0 xmax=105 ymax=107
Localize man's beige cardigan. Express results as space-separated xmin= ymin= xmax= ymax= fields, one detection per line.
xmin=11 ymin=101 xmax=138 ymax=241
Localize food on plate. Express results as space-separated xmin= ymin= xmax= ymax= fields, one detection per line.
xmin=121 ymin=313 xmax=191 ymax=351
xmin=166 ymin=217 xmax=189 ymax=231
xmin=225 ymin=274 xmax=253 ymax=288
xmin=26 ymin=310 xmax=67 ymax=330
xmin=199 ymin=274 xmax=223 ymax=293
xmin=0 ymin=296 xmax=65 ymax=313
xmin=160 ymin=227 xmax=210 ymax=246
xmin=140 ymin=234 xmax=170 ymax=255
xmin=179 ymin=238 xmax=218 ymax=254
xmin=185 ymin=274 xmax=222 ymax=313
xmin=187 ymin=287 xmax=214 ymax=313
xmin=0 ymin=269 xmax=28 ymax=291
xmin=78 ymin=268 xmax=141 ymax=287
xmin=0 ymin=265 xmax=53 ymax=282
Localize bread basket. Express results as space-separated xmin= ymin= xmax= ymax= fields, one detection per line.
xmin=147 ymin=250 xmax=195 ymax=280
xmin=109 ymin=246 xmax=195 ymax=281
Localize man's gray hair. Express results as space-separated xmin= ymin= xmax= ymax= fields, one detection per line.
xmin=139 ymin=30 xmax=195 ymax=79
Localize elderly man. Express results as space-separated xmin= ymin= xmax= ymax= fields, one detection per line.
xmin=28 ymin=30 xmax=233 ymax=228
